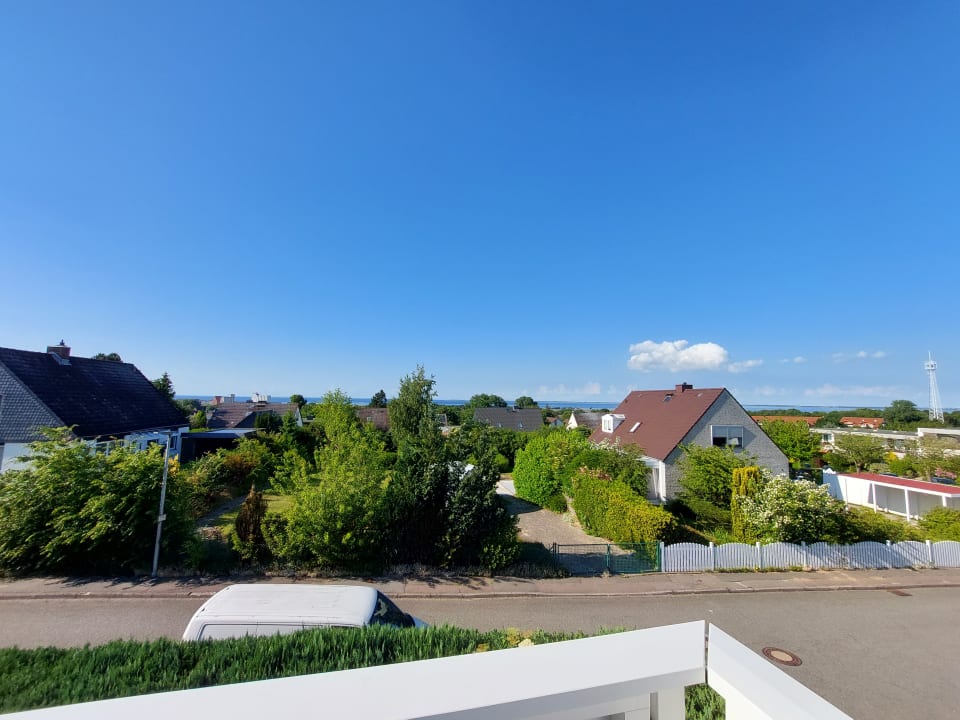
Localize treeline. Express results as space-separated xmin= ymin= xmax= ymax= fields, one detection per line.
xmin=0 ymin=367 xmax=535 ymax=576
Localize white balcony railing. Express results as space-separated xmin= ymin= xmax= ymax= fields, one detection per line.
xmin=9 ymin=622 xmax=850 ymax=720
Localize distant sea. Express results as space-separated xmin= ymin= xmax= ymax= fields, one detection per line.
xmin=184 ymin=395 xmax=916 ymax=413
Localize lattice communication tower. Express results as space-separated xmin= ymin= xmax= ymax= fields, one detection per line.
xmin=925 ymin=352 xmax=944 ymax=422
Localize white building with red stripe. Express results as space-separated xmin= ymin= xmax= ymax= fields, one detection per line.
xmin=824 ymin=470 xmax=960 ymax=520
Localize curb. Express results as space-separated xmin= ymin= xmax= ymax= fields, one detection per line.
xmin=3 ymin=581 xmax=960 ymax=602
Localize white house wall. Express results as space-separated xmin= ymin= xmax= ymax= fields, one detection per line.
xmin=0 ymin=442 xmax=32 ymax=473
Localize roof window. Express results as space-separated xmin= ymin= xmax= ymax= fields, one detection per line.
xmin=629 ymin=422 xmax=640 ymax=432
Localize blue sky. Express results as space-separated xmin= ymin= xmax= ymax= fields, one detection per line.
xmin=2 ymin=2 xmax=958 ymax=407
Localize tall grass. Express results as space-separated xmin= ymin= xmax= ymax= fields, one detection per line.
xmin=0 ymin=625 xmax=723 ymax=718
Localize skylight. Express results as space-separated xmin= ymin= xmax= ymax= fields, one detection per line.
xmin=630 ymin=422 xmax=640 ymax=432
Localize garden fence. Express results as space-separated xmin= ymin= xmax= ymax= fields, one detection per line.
xmin=660 ymin=539 xmax=960 ymax=572
xmin=550 ymin=539 xmax=960 ymax=574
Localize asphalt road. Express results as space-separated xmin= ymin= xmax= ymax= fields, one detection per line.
xmin=1 ymin=588 xmax=957 ymax=719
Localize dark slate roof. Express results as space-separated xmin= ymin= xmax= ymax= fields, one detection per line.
xmin=355 ymin=407 xmax=390 ymax=431
xmin=589 ymin=386 xmax=725 ymax=460
xmin=207 ymin=402 xmax=298 ymax=429
xmin=0 ymin=347 xmax=187 ymax=438
xmin=571 ymin=411 xmax=603 ymax=430
xmin=473 ymin=407 xmax=543 ymax=432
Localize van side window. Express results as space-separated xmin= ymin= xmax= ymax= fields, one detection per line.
xmin=198 ymin=623 xmax=304 ymax=640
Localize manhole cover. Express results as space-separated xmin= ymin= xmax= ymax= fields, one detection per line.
xmin=762 ymin=647 xmax=802 ymax=666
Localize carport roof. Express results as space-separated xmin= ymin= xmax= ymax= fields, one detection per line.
xmin=842 ymin=472 xmax=960 ymax=496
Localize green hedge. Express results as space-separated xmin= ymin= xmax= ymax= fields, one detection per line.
xmin=572 ymin=470 xmax=678 ymax=544
xmin=919 ymin=507 xmax=960 ymax=541
xmin=0 ymin=625 xmax=723 ymax=718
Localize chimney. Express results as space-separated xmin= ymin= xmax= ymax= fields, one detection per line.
xmin=675 ymin=383 xmax=693 ymax=393
xmin=47 ymin=340 xmax=71 ymax=364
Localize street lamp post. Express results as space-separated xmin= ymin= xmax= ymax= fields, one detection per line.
xmin=151 ymin=431 xmax=173 ymax=578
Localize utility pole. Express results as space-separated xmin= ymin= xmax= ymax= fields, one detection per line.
xmin=151 ymin=431 xmax=173 ymax=578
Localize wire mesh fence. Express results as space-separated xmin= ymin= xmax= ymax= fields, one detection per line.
xmin=551 ymin=542 xmax=660 ymax=575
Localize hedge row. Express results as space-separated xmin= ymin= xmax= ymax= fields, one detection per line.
xmin=0 ymin=625 xmax=722 ymax=718
xmin=0 ymin=626 xmax=567 ymax=713
xmin=572 ymin=470 xmax=678 ymax=544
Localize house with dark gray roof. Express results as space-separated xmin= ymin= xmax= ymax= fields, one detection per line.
xmin=0 ymin=342 xmax=188 ymax=471
xmin=473 ymin=407 xmax=543 ymax=432
xmin=567 ymin=411 xmax=603 ymax=432
xmin=206 ymin=401 xmax=302 ymax=430
xmin=589 ymin=384 xmax=788 ymax=503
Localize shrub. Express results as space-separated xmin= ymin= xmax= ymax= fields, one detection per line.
xmin=0 ymin=429 xmax=195 ymax=574
xmin=741 ymin=476 xmax=846 ymax=543
xmin=919 ymin=507 xmax=960 ymax=541
xmin=230 ymin=486 xmax=270 ymax=562
xmin=571 ymin=469 xmax=677 ymax=544
xmin=512 ymin=431 xmax=588 ymax=511
xmin=677 ymin=445 xmax=754 ymax=507
xmin=838 ymin=506 xmax=923 ymax=543
xmin=730 ymin=467 xmax=761 ymax=542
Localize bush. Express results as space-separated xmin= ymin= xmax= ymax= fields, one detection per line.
xmin=741 ymin=476 xmax=846 ymax=543
xmin=838 ymin=506 xmax=923 ymax=543
xmin=919 ymin=507 xmax=960 ymax=541
xmin=512 ymin=431 xmax=588 ymax=511
xmin=571 ymin=470 xmax=678 ymax=544
xmin=0 ymin=429 xmax=196 ymax=574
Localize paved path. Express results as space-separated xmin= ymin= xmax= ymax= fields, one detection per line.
xmin=497 ymin=478 xmax=633 ymax=573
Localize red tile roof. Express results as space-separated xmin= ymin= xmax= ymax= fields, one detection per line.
xmin=841 ymin=472 xmax=960 ymax=496
xmin=589 ymin=386 xmax=725 ymax=460
xmin=752 ymin=416 xmax=821 ymax=428
xmin=840 ymin=417 xmax=884 ymax=429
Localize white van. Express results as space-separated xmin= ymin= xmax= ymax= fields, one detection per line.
xmin=182 ymin=584 xmax=426 ymax=641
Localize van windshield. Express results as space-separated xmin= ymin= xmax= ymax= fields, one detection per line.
xmin=370 ymin=592 xmax=415 ymax=628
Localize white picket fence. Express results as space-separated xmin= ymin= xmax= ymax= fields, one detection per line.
xmin=660 ymin=539 xmax=960 ymax=572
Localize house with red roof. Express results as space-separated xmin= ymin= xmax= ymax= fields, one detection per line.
xmin=590 ymin=384 xmax=789 ymax=502
xmin=840 ymin=417 xmax=884 ymax=430
xmin=823 ymin=470 xmax=960 ymax=519
xmin=590 ymin=383 xmax=790 ymax=502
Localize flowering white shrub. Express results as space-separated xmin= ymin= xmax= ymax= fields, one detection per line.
xmin=741 ymin=475 xmax=845 ymax=543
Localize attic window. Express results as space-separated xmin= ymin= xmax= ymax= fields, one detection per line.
xmin=629 ymin=422 xmax=640 ymax=432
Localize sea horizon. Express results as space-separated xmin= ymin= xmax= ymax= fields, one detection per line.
xmin=179 ymin=395 xmax=947 ymax=413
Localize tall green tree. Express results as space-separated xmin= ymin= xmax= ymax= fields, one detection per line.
xmin=92 ymin=352 xmax=122 ymax=361
xmin=466 ymin=394 xmax=508 ymax=409
xmin=514 ymin=396 xmax=538 ymax=409
xmin=677 ymin=444 xmax=755 ymax=508
xmin=833 ymin=434 xmax=886 ymax=472
xmin=388 ymin=366 xmax=440 ymax=451
xmin=759 ymin=419 xmax=820 ymax=467
xmin=368 ymin=390 xmax=388 ymax=408
xmin=883 ymin=399 xmax=924 ymax=428
xmin=289 ymin=394 xmax=306 ymax=409
xmin=152 ymin=372 xmax=175 ymax=401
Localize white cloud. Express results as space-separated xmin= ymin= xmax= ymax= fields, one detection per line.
xmin=628 ymin=340 xmax=729 ymax=372
xmin=779 ymin=356 xmax=806 ymax=364
xmin=752 ymin=385 xmax=784 ymax=397
xmin=803 ymin=384 xmax=901 ymax=399
xmin=728 ymin=359 xmax=763 ymax=374
xmin=834 ymin=350 xmax=886 ymax=363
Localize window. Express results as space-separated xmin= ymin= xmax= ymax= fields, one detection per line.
xmin=630 ymin=422 xmax=640 ymax=433
xmin=712 ymin=425 xmax=744 ymax=448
